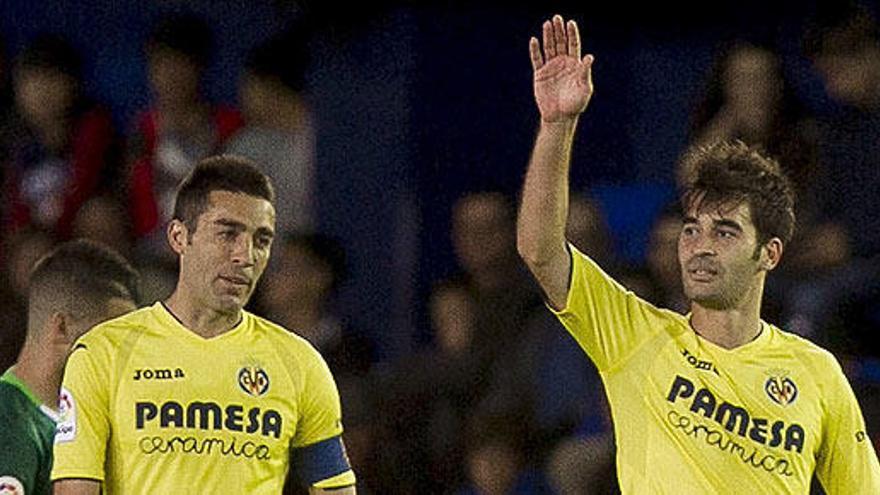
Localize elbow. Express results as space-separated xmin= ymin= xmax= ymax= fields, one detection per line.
xmin=516 ymin=233 xmax=558 ymax=270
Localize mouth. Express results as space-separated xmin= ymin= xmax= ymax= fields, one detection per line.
xmin=687 ymin=268 xmax=717 ymax=282
xmin=218 ymin=275 xmax=251 ymax=287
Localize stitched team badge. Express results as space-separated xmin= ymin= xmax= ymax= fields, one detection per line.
xmin=0 ymin=476 xmax=25 ymax=495
xmin=238 ymin=365 xmax=270 ymax=397
xmin=765 ymin=373 xmax=798 ymax=406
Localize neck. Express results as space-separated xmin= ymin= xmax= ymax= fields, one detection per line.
xmin=689 ymin=276 xmax=766 ymax=349
xmin=165 ymin=289 xmax=241 ymax=339
xmin=12 ymin=336 xmax=68 ymax=409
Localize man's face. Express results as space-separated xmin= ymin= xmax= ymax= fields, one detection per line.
xmin=178 ymin=191 xmax=276 ymax=314
xmin=678 ymin=200 xmax=766 ymax=310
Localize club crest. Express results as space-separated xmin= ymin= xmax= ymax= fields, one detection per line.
xmin=765 ymin=374 xmax=798 ymax=406
xmin=238 ymin=365 xmax=270 ymax=397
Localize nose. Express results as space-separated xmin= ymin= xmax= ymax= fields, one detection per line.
xmin=230 ymin=235 xmax=255 ymax=267
xmin=691 ymin=231 xmax=717 ymax=257
xmin=681 ymin=229 xmax=717 ymax=258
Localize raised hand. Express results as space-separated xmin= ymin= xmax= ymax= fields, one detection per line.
xmin=529 ymin=15 xmax=594 ymax=123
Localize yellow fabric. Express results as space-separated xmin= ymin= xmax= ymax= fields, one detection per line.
xmin=52 ymin=302 xmax=352 ymax=493
xmin=552 ymin=245 xmax=880 ymax=494
xmin=313 ymin=470 xmax=357 ymax=489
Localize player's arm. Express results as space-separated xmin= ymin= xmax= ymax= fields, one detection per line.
xmin=51 ymin=341 xmax=111 ymax=491
xmin=292 ymin=351 xmax=356 ymax=492
xmin=53 ymin=479 xmax=101 ymax=495
xmin=517 ymin=14 xmax=594 ymax=310
xmin=815 ymin=359 xmax=880 ymax=494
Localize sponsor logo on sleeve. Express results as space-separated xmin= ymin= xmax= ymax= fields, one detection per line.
xmin=55 ymin=387 xmax=76 ymax=444
xmin=0 ymin=475 xmax=25 ymax=494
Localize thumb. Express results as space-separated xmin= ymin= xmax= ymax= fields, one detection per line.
xmin=580 ymin=54 xmax=594 ymax=84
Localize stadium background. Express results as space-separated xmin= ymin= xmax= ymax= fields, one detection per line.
xmin=0 ymin=0 xmax=878 ymax=493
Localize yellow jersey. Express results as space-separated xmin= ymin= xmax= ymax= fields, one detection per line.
xmin=551 ymin=246 xmax=880 ymax=494
xmin=52 ymin=302 xmax=355 ymax=493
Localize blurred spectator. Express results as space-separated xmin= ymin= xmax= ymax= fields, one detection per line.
xmin=448 ymin=191 xmax=542 ymax=367
xmin=566 ymin=193 xmax=614 ymax=268
xmin=225 ymin=29 xmax=315 ymax=235
xmin=256 ymin=232 xmax=373 ymax=377
xmin=126 ymin=14 xmax=243 ymax=253
xmin=456 ymin=414 xmax=555 ymax=495
xmin=804 ymin=4 xmax=880 ymax=257
xmin=374 ymin=280 xmax=485 ymax=492
xmin=71 ymin=195 xmax=133 ymax=258
xmin=643 ymin=205 xmax=688 ymax=313
xmin=0 ymin=34 xmax=117 ymax=244
xmin=684 ymin=42 xmax=819 ymax=211
xmin=545 ymin=433 xmax=617 ymax=495
xmin=0 ymin=228 xmax=55 ymax=372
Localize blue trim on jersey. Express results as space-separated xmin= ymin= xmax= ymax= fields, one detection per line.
xmin=292 ymin=435 xmax=351 ymax=484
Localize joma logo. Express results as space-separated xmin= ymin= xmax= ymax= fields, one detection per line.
xmin=681 ymin=348 xmax=719 ymax=375
xmin=134 ymin=367 xmax=186 ymax=381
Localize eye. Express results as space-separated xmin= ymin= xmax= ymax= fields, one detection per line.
xmin=218 ymin=230 xmax=236 ymax=241
xmin=717 ymin=230 xmax=736 ymax=239
xmin=682 ymin=225 xmax=698 ymax=237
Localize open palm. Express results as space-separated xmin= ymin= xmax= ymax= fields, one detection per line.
xmin=530 ymin=15 xmax=594 ymax=122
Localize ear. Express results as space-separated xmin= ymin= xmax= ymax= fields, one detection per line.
xmin=167 ymin=219 xmax=190 ymax=256
xmin=761 ymin=237 xmax=784 ymax=271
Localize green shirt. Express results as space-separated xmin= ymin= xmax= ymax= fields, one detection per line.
xmin=0 ymin=368 xmax=58 ymax=495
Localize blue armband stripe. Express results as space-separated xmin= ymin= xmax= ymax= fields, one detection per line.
xmin=293 ymin=435 xmax=351 ymax=484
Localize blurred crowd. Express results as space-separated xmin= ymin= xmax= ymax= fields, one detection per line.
xmin=1 ymin=4 xmax=880 ymax=495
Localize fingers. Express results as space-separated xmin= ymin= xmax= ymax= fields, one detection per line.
xmin=567 ymin=20 xmax=580 ymax=57
xmin=553 ymin=15 xmax=567 ymax=58
xmin=529 ymin=37 xmax=544 ymax=71
xmin=542 ymin=20 xmax=555 ymax=58
xmin=580 ymin=54 xmax=594 ymax=84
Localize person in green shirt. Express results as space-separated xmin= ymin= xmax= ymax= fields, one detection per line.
xmin=0 ymin=239 xmax=139 ymax=495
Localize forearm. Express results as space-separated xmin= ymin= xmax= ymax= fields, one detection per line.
xmin=517 ymin=118 xmax=578 ymax=307
xmin=53 ymin=479 xmax=101 ymax=495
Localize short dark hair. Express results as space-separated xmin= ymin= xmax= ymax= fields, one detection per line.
xmin=172 ymin=155 xmax=275 ymax=233
xmin=28 ymin=239 xmax=140 ymax=325
xmin=680 ymin=140 xmax=796 ymax=247
xmin=17 ymin=34 xmax=83 ymax=80
xmin=148 ymin=13 xmax=213 ymax=67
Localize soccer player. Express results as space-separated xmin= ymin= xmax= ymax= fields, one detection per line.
xmin=0 ymin=240 xmax=139 ymax=495
xmin=52 ymin=156 xmax=356 ymax=494
xmin=517 ymin=15 xmax=880 ymax=493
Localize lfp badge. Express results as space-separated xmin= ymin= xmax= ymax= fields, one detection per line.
xmin=238 ymin=365 xmax=270 ymax=397
xmin=765 ymin=372 xmax=798 ymax=406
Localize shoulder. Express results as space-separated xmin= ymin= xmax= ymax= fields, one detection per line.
xmin=247 ymin=312 xmax=325 ymax=364
xmin=770 ymin=325 xmax=844 ymax=375
xmin=75 ymin=305 xmax=154 ymax=352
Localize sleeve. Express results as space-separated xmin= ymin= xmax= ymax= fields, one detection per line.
xmin=549 ymin=244 xmax=674 ymax=372
xmin=0 ymin=410 xmax=39 ymax=494
xmin=815 ymin=358 xmax=880 ymax=494
xmin=291 ymin=350 xmax=355 ymax=488
xmin=51 ymin=341 xmax=111 ymax=482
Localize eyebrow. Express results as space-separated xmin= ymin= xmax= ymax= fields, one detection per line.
xmin=714 ymin=219 xmax=744 ymax=232
xmin=213 ymin=219 xmax=275 ymax=238
xmin=681 ymin=216 xmax=744 ymax=232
